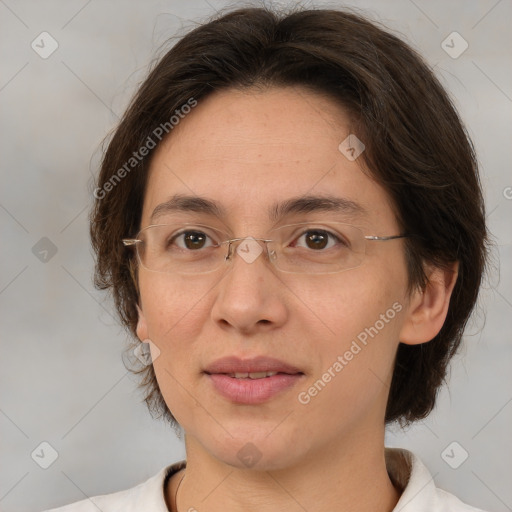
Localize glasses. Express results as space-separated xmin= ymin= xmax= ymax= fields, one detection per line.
xmin=122 ymin=222 xmax=407 ymax=275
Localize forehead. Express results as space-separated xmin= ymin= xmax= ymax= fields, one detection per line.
xmin=142 ymin=87 xmax=397 ymax=230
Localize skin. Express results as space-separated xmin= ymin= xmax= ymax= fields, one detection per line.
xmin=135 ymin=87 xmax=458 ymax=512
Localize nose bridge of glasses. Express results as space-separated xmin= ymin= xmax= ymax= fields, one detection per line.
xmin=226 ymin=236 xmax=275 ymax=266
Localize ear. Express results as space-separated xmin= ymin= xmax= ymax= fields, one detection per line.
xmin=399 ymin=261 xmax=459 ymax=345
xmin=136 ymin=304 xmax=149 ymax=342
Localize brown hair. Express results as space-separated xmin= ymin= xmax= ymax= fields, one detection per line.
xmin=90 ymin=7 xmax=488 ymax=426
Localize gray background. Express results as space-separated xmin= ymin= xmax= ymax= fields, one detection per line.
xmin=0 ymin=0 xmax=510 ymax=511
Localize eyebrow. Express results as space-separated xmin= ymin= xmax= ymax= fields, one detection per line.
xmin=150 ymin=193 xmax=367 ymax=224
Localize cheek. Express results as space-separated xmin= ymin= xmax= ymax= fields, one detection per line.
xmin=293 ymin=264 xmax=406 ymax=415
xmin=137 ymin=274 xmax=213 ymax=357
xmin=291 ymin=262 xmax=406 ymax=341
xmin=295 ymin=316 xmax=403 ymax=434
xmin=137 ymin=275 xmax=214 ymax=421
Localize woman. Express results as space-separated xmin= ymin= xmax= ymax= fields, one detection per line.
xmin=48 ymin=6 xmax=488 ymax=511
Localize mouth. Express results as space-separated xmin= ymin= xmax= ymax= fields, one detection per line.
xmin=204 ymin=356 xmax=304 ymax=404
xmin=223 ymin=371 xmax=284 ymax=379
xmin=204 ymin=355 xmax=303 ymax=375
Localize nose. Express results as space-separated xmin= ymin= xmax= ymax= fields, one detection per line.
xmin=210 ymin=237 xmax=288 ymax=335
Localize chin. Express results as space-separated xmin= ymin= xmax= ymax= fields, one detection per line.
xmin=204 ymin=432 xmax=305 ymax=472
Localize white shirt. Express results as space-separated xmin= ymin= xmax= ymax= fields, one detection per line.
xmin=44 ymin=448 xmax=487 ymax=511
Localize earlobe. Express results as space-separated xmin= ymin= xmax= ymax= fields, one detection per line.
xmin=399 ymin=262 xmax=459 ymax=345
xmin=136 ymin=304 xmax=149 ymax=341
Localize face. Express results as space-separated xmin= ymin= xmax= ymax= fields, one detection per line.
xmin=136 ymin=87 xmax=412 ymax=470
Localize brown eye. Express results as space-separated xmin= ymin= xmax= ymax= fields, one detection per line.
xmin=184 ymin=231 xmax=207 ymax=250
xmin=293 ymin=229 xmax=342 ymax=251
xmin=172 ymin=230 xmax=213 ymax=250
xmin=305 ymin=231 xmax=328 ymax=250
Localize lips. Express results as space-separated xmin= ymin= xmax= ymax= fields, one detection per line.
xmin=204 ymin=356 xmax=304 ymax=404
xmin=204 ymin=356 xmax=303 ymax=375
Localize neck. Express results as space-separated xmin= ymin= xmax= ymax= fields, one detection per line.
xmin=169 ymin=431 xmax=400 ymax=512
